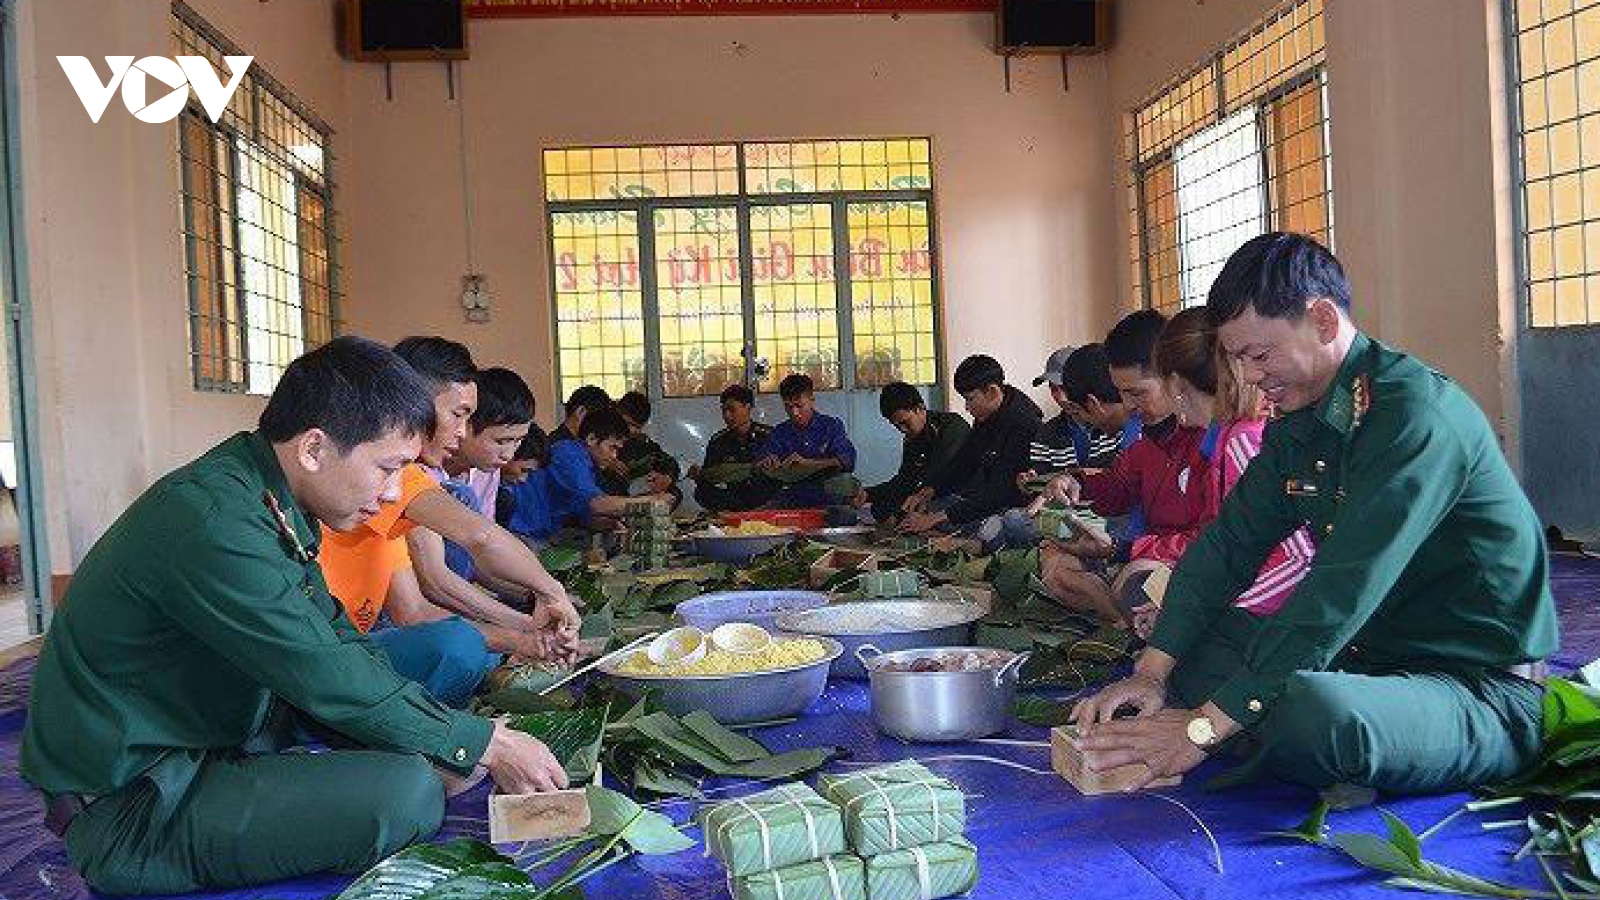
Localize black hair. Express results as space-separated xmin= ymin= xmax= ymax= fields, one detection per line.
xmin=720 ymin=383 xmax=755 ymax=406
xmin=471 ymin=367 xmax=534 ymax=431
xmin=617 ymin=391 xmax=651 ymax=426
xmin=1206 ymin=232 xmax=1352 ymax=325
xmin=393 ymin=336 xmax=476 ymax=389
xmin=952 ymin=355 xmax=1005 ymax=395
xmin=260 ymin=336 xmax=436 ymax=451
xmin=1104 ymin=310 xmax=1168 ymax=371
xmin=878 ymin=382 xmax=926 ymax=419
xmin=511 ymin=424 xmax=548 ymax=463
xmin=778 ymin=373 xmax=815 ymax=401
xmin=578 ymin=406 xmax=631 ymax=443
xmin=1060 ymin=343 xmax=1121 ymax=406
xmin=565 ymin=384 xmax=613 ymax=419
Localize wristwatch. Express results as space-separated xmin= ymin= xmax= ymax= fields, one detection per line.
xmin=1185 ymin=714 xmax=1220 ymax=750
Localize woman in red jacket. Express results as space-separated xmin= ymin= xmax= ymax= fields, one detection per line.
xmin=1034 ymin=309 xmax=1315 ymax=629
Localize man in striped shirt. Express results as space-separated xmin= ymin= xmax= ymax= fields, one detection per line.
xmin=982 ymin=345 xmax=1142 ymax=551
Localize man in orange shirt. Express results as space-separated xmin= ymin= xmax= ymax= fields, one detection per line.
xmin=320 ymin=338 xmax=581 ymax=706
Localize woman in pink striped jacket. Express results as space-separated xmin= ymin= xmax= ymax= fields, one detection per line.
xmin=1124 ymin=307 xmax=1316 ymax=636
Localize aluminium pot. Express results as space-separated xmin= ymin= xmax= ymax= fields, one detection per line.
xmin=856 ymin=644 xmax=1030 ymax=742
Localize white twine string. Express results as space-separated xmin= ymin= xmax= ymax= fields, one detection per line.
xmin=823 ymin=855 xmax=844 ymax=900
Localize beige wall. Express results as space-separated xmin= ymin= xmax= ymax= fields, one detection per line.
xmin=1105 ymin=0 xmax=1518 ymax=441
xmin=340 ymin=14 xmax=1119 ymax=416
xmin=9 ymin=0 xmax=1530 ymax=571
xmin=12 ymin=0 xmax=349 ymax=567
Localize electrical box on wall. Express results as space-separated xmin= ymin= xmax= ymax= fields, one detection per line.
xmin=462 ymin=274 xmax=490 ymax=324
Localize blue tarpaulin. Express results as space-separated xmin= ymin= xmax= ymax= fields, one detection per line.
xmin=2 ymin=554 xmax=1598 ymax=900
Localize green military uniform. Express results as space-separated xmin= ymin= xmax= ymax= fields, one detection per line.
xmin=866 ymin=410 xmax=971 ymax=520
xmin=694 ymin=422 xmax=778 ymax=512
xmin=21 ymin=432 xmax=493 ymax=894
xmin=1150 ymin=334 xmax=1558 ymax=793
xmin=600 ymin=433 xmax=683 ymax=503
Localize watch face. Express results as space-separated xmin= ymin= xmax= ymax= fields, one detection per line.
xmin=1187 ymin=717 xmax=1216 ymax=747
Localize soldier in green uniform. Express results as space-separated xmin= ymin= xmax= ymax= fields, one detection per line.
xmin=1071 ymin=233 xmax=1558 ymax=794
xmin=689 ymin=383 xmax=778 ymax=512
xmin=21 ymin=337 xmax=572 ymax=895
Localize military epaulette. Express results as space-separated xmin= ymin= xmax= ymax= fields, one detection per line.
xmin=264 ymin=490 xmax=313 ymax=563
xmin=1351 ymin=374 xmax=1371 ymax=430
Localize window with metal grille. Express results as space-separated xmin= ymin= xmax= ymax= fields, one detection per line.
xmin=175 ymin=2 xmax=339 ymax=395
xmin=1127 ymin=0 xmax=1332 ymax=315
xmin=544 ymin=140 xmax=941 ymax=400
xmin=1509 ymin=0 xmax=1600 ymax=328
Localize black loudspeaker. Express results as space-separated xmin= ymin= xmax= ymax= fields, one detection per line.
xmin=997 ymin=0 xmax=1112 ymax=55
xmin=340 ymin=0 xmax=469 ymax=62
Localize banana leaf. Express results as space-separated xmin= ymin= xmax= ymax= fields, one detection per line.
xmin=701 ymin=462 xmax=756 ymax=485
xmin=1013 ymin=693 xmax=1075 ymax=727
xmin=539 ymin=546 xmax=585 ymax=573
xmin=1498 ymin=679 xmax=1600 ymax=797
xmin=579 ymin=603 xmax=614 ymax=642
xmin=507 ymin=705 xmax=609 ymax=783
xmin=332 ymin=840 xmax=532 ymax=900
xmin=682 ymin=710 xmax=770 ymax=763
xmin=987 ymin=549 xmax=1039 ymax=603
xmin=585 ymin=785 xmax=697 ymax=854
xmin=764 ymin=464 xmax=827 ymax=484
xmin=634 ymin=563 xmax=728 ymax=588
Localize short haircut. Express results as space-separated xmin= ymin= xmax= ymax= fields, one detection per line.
xmin=953 ymin=355 xmax=1005 ymax=395
xmin=511 ymin=424 xmax=548 ymax=463
xmin=779 ymin=373 xmax=815 ymax=400
xmin=393 ymin=336 xmax=476 ymax=388
xmin=565 ymin=384 xmax=613 ymax=419
xmin=260 ymin=336 xmax=436 ymax=451
xmin=878 ymin=382 xmax=926 ymax=419
xmin=720 ymin=383 xmax=755 ymax=406
xmin=1060 ymin=344 xmax=1120 ymax=406
xmin=617 ymin=391 xmax=651 ymax=426
xmin=1207 ymin=232 xmax=1352 ymax=325
xmin=470 ymin=367 xmax=534 ymax=431
xmin=1104 ymin=310 xmax=1168 ymax=372
xmin=578 ymin=406 xmax=631 ymax=443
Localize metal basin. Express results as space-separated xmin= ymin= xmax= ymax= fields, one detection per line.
xmin=857 ymin=645 xmax=1030 ymax=742
xmin=598 ymin=637 xmax=843 ymax=725
xmin=674 ymin=590 xmax=831 ymax=634
xmin=774 ymin=600 xmax=986 ymax=680
xmin=688 ymin=531 xmax=798 ymax=564
xmin=805 ymin=525 xmax=879 ymax=547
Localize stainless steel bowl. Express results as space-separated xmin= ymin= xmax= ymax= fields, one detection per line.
xmin=774 ymin=600 xmax=987 ymax=680
xmin=856 ymin=645 xmax=1030 ymax=742
xmin=688 ymin=531 xmax=799 ymax=564
xmin=805 ymin=525 xmax=879 ymax=547
xmin=598 ymin=637 xmax=843 ymax=725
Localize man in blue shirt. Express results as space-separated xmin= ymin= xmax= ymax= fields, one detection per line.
xmin=504 ymin=407 xmax=672 ymax=544
xmin=757 ymin=373 xmax=857 ymax=509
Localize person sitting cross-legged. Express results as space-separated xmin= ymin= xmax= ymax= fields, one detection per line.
xmin=1071 ymin=232 xmax=1558 ymax=796
xmin=756 ymin=373 xmax=858 ymax=510
xmin=689 ymin=383 xmax=778 ymax=513
xmin=20 ymin=337 xmax=571 ymax=896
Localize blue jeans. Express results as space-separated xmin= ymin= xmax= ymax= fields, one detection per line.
xmin=370 ymin=617 xmax=502 ymax=707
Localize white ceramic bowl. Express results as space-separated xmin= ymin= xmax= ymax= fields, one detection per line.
xmin=709 ymin=622 xmax=773 ymax=655
xmin=646 ymin=626 xmax=707 ymax=667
